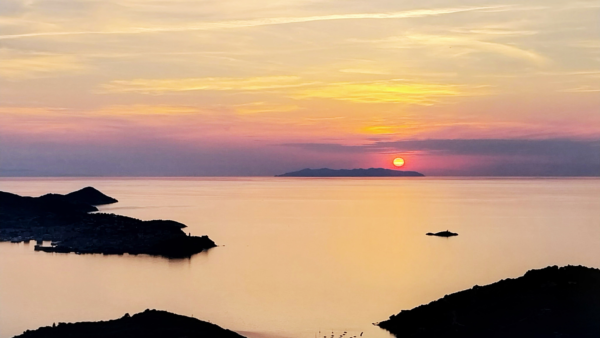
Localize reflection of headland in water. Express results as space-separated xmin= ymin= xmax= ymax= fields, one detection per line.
xmin=13 ymin=309 xmax=245 ymax=338
xmin=378 ymin=265 xmax=600 ymax=338
xmin=276 ymin=168 xmax=425 ymax=177
xmin=0 ymin=187 xmax=215 ymax=258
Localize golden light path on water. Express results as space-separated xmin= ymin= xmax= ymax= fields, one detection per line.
xmin=1 ymin=178 xmax=600 ymax=338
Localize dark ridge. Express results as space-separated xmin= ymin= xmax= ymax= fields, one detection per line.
xmin=143 ymin=219 xmax=187 ymax=229
xmin=13 ymin=309 xmax=245 ymax=338
xmin=0 ymin=188 xmax=216 ymax=258
xmin=276 ymin=168 xmax=425 ymax=177
xmin=0 ymin=191 xmax=98 ymax=214
xmin=64 ymin=186 xmax=118 ymax=205
xmin=378 ymin=265 xmax=600 ymax=338
xmin=426 ymin=230 xmax=458 ymax=237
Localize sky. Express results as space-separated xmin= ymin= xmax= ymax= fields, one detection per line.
xmin=0 ymin=0 xmax=599 ymax=176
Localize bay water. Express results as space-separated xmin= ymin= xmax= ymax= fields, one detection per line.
xmin=1 ymin=178 xmax=599 ymax=338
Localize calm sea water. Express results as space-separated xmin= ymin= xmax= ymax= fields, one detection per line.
xmin=1 ymin=178 xmax=599 ymax=338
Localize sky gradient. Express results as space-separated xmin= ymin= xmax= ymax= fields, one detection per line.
xmin=1 ymin=0 xmax=599 ymax=176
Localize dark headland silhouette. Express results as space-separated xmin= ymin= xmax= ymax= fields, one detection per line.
xmin=63 ymin=186 xmax=118 ymax=205
xmin=0 ymin=187 xmax=215 ymax=258
xmin=378 ymin=265 xmax=600 ymax=338
xmin=13 ymin=309 xmax=245 ymax=338
xmin=427 ymin=230 xmax=458 ymax=237
xmin=276 ymin=168 xmax=425 ymax=177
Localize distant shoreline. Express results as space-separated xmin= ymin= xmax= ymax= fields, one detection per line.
xmin=276 ymin=168 xmax=425 ymax=177
xmin=3 ymin=175 xmax=599 ymax=178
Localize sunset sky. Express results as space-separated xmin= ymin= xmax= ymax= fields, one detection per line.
xmin=1 ymin=0 xmax=599 ymax=176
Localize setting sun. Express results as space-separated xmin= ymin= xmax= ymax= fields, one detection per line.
xmin=393 ymin=157 xmax=405 ymax=167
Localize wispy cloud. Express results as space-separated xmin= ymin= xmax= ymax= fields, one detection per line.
xmin=101 ymin=76 xmax=312 ymax=94
xmin=94 ymin=105 xmax=202 ymax=116
xmin=102 ymin=76 xmax=487 ymax=104
xmin=292 ymin=81 xmax=485 ymax=104
xmin=560 ymin=86 xmax=600 ymax=93
xmin=233 ymin=102 xmax=300 ymax=114
xmin=450 ymin=28 xmax=539 ymax=36
xmin=561 ymin=1 xmax=600 ymax=10
xmin=0 ymin=106 xmax=70 ymax=116
xmin=0 ymin=49 xmax=86 ymax=79
xmin=339 ymin=68 xmax=389 ymax=75
xmin=369 ymin=34 xmax=549 ymax=65
xmin=0 ymin=5 xmax=505 ymax=40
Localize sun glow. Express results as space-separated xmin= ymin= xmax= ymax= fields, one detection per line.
xmin=393 ymin=157 xmax=405 ymax=167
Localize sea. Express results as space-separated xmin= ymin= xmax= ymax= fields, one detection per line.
xmin=1 ymin=177 xmax=599 ymax=338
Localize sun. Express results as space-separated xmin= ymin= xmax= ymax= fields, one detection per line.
xmin=393 ymin=157 xmax=405 ymax=167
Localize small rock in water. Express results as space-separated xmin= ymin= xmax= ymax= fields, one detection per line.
xmin=426 ymin=230 xmax=458 ymax=237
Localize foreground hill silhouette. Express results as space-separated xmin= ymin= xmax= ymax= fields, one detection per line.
xmin=378 ymin=265 xmax=600 ymax=338
xmin=276 ymin=168 xmax=425 ymax=177
xmin=13 ymin=309 xmax=245 ymax=338
xmin=0 ymin=187 xmax=215 ymax=258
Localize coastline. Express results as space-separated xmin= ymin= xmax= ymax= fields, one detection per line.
xmin=0 ymin=188 xmax=216 ymax=258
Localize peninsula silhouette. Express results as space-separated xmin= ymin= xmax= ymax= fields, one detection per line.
xmin=378 ymin=265 xmax=600 ymax=337
xmin=0 ymin=187 xmax=215 ymax=258
xmin=276 ymin=168 xmax=425 ymax=177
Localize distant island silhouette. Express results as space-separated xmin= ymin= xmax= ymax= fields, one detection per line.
xmin=0 ymin=187 xmax=216 ymax=258
xmin=276 ymin=168 xmax=425 ymax=177
xmin=426 ymin=230 xmax=458 ymax=237
xmin=14 ymin=309 xmax=245 ymax=338
xmin=378 ymin=265 xmax=600 ymax=338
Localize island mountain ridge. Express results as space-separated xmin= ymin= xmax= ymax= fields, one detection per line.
xmin=276 ymin=168 xmax=425 ymax=177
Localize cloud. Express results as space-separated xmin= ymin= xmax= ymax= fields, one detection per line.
xmin=0 ymin=136 xmax=360 ymax=177
xmin=339 ymin=68 xmax=389 ymax=75
xmin=101 ymin=76 xmax=311 ymax=94
xmin=94 ymin=105 xmax=202 ymax=116
xmin=0 ymin=49 xmax=86 ymax=79
xmin=0 ymin=106 xmax=69 ymax=116
xmin=560 ymin=86 xmax=600 ymax=93
xmin=371 ymin=139 xmax=600 ymax=156
xmin=0 ymin=0 xmax=29 ymax=16
xmin=282 ymin=138 xmax=600 ymax=176
xmin=562 ymin=1 xmax=600 ymax=10
xmin=233 ymin=102 xmax=300 ymax=114
xmin=365 ymin=34 xmax=549 ymax=65
xmin=450 ymin=28 xmax=539 ymax=36
xmin=0 ymin=5 xmax=505 ymax=40
xmin=292 ymin=81 xmax=484 ymax=104
xmin=284 ymin=138 xmax=600 ymax=157
xmin=101 ymin=77 xmax=484 ymax=105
